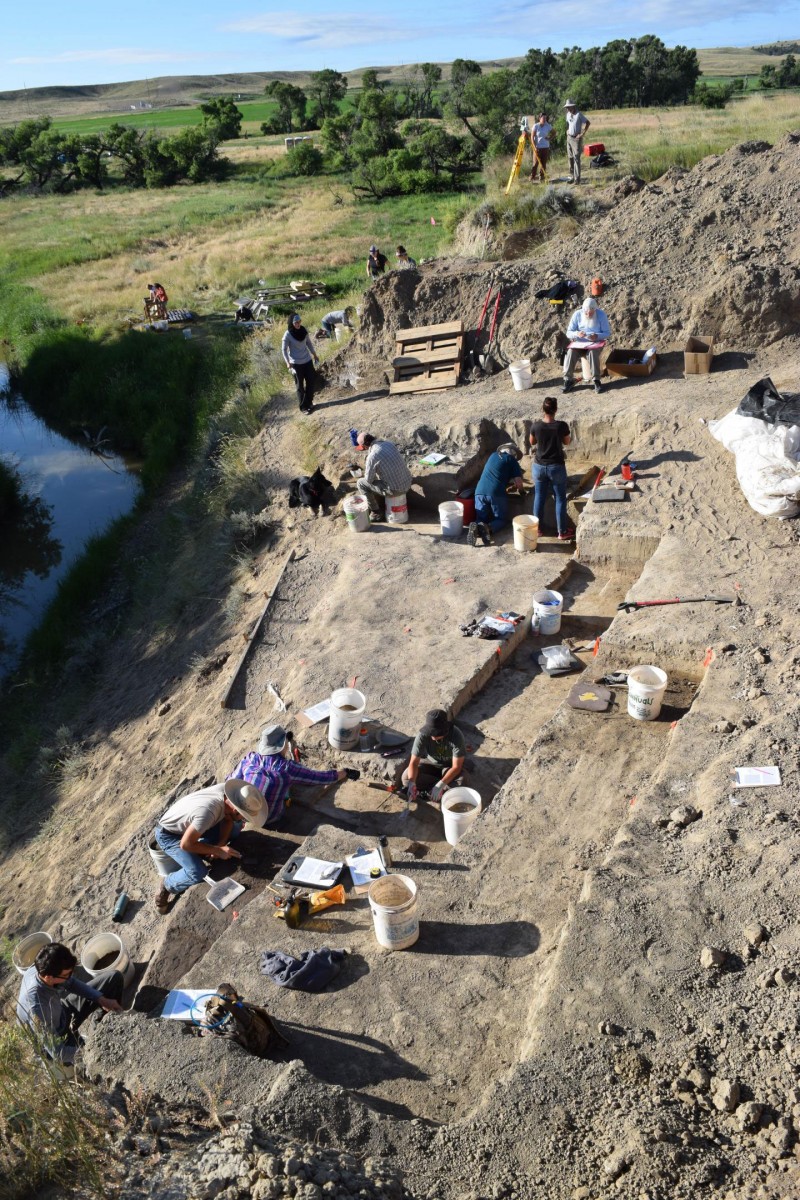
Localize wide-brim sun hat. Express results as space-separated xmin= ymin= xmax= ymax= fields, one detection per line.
xmin=224 ymin=779 xmax=269 ymax=828
xmin=258 ymin=724 xmax=288 ymax=755
xmin=563 ymin=99 xmax=577 ymax=108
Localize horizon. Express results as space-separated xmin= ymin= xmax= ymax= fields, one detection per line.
xmin=3 ymin=2 xmax=800 ymax=93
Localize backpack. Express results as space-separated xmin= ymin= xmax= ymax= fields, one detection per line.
xmin=235 ymin=304 xmax=255 ymax=322
xmin=535 ymin=279 xmax=579 ymax=302
xmin=202 ymin=984 xmax=286 ymax=1057
xmin=591 ymin=152 xmax=613 ymax=168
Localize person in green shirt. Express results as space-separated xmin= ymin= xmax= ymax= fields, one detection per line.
xmin=401 ymin=709 xmax=466 ymax=803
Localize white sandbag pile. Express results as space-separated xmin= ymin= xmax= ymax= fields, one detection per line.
xmin=709 ymin=377 xmax=800 ymax=519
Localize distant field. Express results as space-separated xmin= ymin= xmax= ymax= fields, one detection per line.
xmin=696 ymin=45 xmax=788 ymax=75
xmin=1 ymin=44 xmax=796 ymax=127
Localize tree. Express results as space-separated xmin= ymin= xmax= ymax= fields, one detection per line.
xmin=360 ymin=68 xmax=383 ymax=92
xmin=403 ymin=62 xmax=443 ymax=118
xmin=448 ymin=59 xmax=482 ymax=119
xmin=308 ymin=69 xmax=348 ymax=124
xmin=450 ymin=68 xmax=517 ymax=154
xmin=199 ymin=96 xmax=243 ymax=140
xmin=264 ymin=81 xmax=307 ymax=132
xmin=286 ymin=140 xmax=323 ymax=176
xmin=105 ymin=124 xmax=147 ymax=186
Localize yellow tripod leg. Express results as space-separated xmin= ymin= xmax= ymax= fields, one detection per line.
xmin=504 ymin=133 xmax=528 ymax=195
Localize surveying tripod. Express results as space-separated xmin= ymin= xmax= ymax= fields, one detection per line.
xmin=504 ymin=115 xmax=548 ymax=194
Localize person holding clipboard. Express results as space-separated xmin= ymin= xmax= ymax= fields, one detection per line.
xmin=562 ymin=296 xmax=611 ymax=395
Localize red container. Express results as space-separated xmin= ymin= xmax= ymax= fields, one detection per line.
xmin=457 ymin=493 xmax=475 ymax=523
xmin=584 ymin=142 xmax=605 ymax=156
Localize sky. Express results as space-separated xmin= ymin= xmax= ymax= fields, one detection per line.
xmin=2 ymin=1 xmax=798 ymax=92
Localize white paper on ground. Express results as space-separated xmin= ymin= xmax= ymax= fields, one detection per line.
xmin=285 ymin=856 xmax=343 ymax=888
xmin=300 ymin=698 xmax=331 ymax=724
xmin=419 ymin=452 xmax=447 ymax=465
xmin=733 ymin=766 xmax=781 ymax=787
xmin=161 ymin=989 xmax=211 ymax=1021
xmin=346 ymin=848 xmax=386 ymax=890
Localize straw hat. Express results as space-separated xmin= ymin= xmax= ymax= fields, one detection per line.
xmin=563 ymin=99 xmax=577 ymax=108
xmin=224 ymin=779 xmax=268 ymax=828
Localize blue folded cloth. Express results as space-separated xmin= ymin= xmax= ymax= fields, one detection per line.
xmin=259 ymin=947 xmax=346 ymax=992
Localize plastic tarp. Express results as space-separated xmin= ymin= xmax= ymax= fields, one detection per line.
xmin=709 ymin=377 xmax=800 ymax=519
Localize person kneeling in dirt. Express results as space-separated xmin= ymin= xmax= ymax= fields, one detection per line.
xmin=355 ymin=432 xmax=414 ymax=522
xmin=562 ymin=296 xmax=611 ymax=395
xmin=469 ymin=443 xmax=525 ymax=544
xmin=401 ymin=709 xmax=467 ymax=804
xmin=16 ymin=941 xmax=123 ymax=1067
xmin=228 ymin=724 xmax=358 ymax=827
xmin=319 ymin=306 xmax=355 ymax=339
xmin=154 ymin=780 xmax=268 ymax=915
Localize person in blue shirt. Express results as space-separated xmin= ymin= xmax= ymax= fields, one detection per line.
xmin=469 ymin=443 xmax=525 ymax=544
xmin=562 ymin=297 xmax=612 ymax=395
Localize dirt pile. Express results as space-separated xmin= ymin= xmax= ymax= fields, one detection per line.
xmin=356 ymin=133 xmax=800 ymax=375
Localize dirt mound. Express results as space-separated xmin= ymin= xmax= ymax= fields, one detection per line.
xmin=358 ymin=133 xmax=800 ymax=372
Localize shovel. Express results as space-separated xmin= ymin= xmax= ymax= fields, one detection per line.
xmin=617 ymin=595 xmax=738 ymax=614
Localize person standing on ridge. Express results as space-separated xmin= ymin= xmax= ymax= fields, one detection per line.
xmin=530 ymin=112 xmax=552 ymax=182
xmin=563 ymin=100 xmax=590 ymax=185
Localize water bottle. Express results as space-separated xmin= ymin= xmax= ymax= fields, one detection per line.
xmin=112 ymin=893 xmax=129 ymax=923
xmin=349 ymin=429 xmax=359 ymax=446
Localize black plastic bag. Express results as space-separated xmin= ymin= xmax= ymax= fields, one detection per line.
xmin=736 ymin=377 xmax=800 ymax=427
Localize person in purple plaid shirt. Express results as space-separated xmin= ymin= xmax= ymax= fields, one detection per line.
xmin=228 ymin=725 xmax=354 ymax=825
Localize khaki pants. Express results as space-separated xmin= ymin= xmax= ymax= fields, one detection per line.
xmin=567 ymin=136 xmax=584 ymax=183
xmin=563 ymin=346 xmax=602 ymax=383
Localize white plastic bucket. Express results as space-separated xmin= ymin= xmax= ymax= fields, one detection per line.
xmin=385 ymin=493 xmax=408 ymax=524
xmin=368 ymin=874 xmax=419 ymax=950
xmin=439 ymin=501 xmax=464 ymax=538
xmin=532 ymin=589 xmax=563 ymax=635
xmin=334 ymin=325 xmax=350 ymax=343
xmin=343 ymin=495 xmax=369 ymax=533
xmin=441 ymin=787 xmax=482 ymax=846
xmin=13 ymin=931 xmax=52 ymax=975
xmin=80 ymin=932 xmax=135 ymax=987
xmin=581 ymin=356 xmax=592 ymax=381
xmin=508 ymin=359 xmax=533 ymax=391
xmin=329 ymin=687 xmax=367 ymax=750
xmin=148 ymin=833 xmax=180 ymax=878
xmin=512 ymin=514 xmax=539 ymax=552
xmin=627 ymin=666 xmax=668 ymax=722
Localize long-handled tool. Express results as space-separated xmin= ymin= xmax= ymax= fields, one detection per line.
xmin=617 ymin=595 xmax=739 ymax=614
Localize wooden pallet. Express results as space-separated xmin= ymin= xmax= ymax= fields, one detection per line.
xmin=390 ymin=320 xmax=464 ymax=394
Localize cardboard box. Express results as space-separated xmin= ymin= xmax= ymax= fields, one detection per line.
xmin=605 ymin=349 xmax=657 ymax=378
xmin=684 ymin=335 xmax=714 ymax=374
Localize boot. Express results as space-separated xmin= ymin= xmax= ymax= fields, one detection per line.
xmin=155 ymin=885 xmax=171 ymax=915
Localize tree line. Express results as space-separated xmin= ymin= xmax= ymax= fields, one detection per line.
xmin=0 ymin=38 xmax=703 ymax=198
xmin=758 ymin=54 xmax=800 ymax=89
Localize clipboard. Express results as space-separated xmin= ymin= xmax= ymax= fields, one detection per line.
xmin=280 ymin=855 xmax=343 ymax=888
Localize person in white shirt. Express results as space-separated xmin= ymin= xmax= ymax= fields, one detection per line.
xmin=530 ymin=113 xmax=552 ymax=182
xmin=563 ymin=100 xmax=591 ymax=184
xmin=563 ymin=297 xmax=611 ymax=394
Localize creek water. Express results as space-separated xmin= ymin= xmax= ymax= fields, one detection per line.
xmin=0 ymin=366 xmax=141 ymax=678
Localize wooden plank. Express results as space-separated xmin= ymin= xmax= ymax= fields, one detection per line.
xmin=219 ymin=549 xmax=296 ymax=709
xmin=396 ymin=320 xmax=463 ymax=341
xmin=396 ymin=335 xmax=464 ymax=360
xmin=390 ymin=370 xmax=459 ymax=394
xmin=393 ymin=360 xmax=461 ymax=382
xmin=392 ymin=347 xmax=462 ymax=367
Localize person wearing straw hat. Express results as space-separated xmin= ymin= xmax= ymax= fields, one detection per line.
xmin=16 ymin=941 xmax=123 ymax=1068
xmin=154 ymin=780 xmax=268 ymax=915
xmin=228 ymin=724 xmax=358 ymax=828
xmin=563 ymin=100 xmax=590 ymax=184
